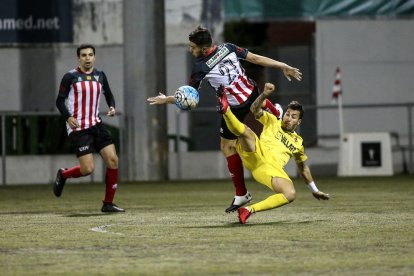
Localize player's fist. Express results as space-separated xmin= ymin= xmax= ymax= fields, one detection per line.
xmin=263 ymin=83 xmax=275 ymax=96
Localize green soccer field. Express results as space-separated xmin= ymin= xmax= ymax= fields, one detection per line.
xmin=0 ymin=176 xmax=413 ymax=275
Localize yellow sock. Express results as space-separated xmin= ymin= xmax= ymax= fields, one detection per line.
xmin=249 ymin=194 xmax=289 ymax=213
xmin=223 ymin=109 xmax=245 ymax=136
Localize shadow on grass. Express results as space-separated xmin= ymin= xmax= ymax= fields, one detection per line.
xmin=0 ymin=211 xmax=60 ymax=215
xmin=65 ymin=213 xmax=118 ymax=217
xmin=0 ymin=211 xmax=107 ymax=217
xmin=184 ymin=219 xmax=327 ymax=228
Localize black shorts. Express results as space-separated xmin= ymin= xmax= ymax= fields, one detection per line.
xmin=69 ymin=123 xmax=114 ymax=157
xmin=220 ymin=86 xmax=259 ymax=140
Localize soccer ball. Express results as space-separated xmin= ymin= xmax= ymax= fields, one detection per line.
xmin=174 ymin=85 xmax=199 ymax=111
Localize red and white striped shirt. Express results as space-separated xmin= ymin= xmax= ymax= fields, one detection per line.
xmin=189 ymin=43 xmax=256 ymax=106
xmin=56 ymin=67 xmax=115 ymax=135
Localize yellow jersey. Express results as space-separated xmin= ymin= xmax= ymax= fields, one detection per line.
xmin=258 ymin=111 xmax=307 ymax=168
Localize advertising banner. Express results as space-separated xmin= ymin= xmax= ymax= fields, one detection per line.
xmin=0 ymin=0 xmax=72 ymax=43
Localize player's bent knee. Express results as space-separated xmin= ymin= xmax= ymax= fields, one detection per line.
xmin=243 ymin=126 xmax=255 ymax=137
xmin=220 ymin=140 xmax=237 ymax=155
xmin=107 ymin=156 xmax=118 ymax=169
xmin=80 ymin=165 xmax=95 ymax=175
xmin=283 ymin=189 xmax=296 ymax=202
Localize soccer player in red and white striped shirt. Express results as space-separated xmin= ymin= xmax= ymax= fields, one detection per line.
xmin=147 ymin=26 xmax=302 ymax=213
xmin=54 ymin=44 xmax=124 ymax=212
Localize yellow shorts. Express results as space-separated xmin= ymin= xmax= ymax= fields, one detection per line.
xmin=237 ymin=134 xmax=291 ymax=191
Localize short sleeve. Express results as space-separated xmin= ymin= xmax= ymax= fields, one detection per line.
xmin=225 ymin=43 xmax=248 ymax=59
xmin=258 ymin=111 xmax=277 ymax=126
xmin=294 ymin=145 xmax=308 ymax=163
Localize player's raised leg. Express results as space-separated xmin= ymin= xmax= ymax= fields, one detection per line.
xmin=219 ymin=93 xmax=257 ymax=152
xmin=217 ymin=88 xmax=263 ymax=212
xmin=216 ymin=87 xmax=251 ymax=212
xmin=263 ymin=99 xmax=283 ymax=119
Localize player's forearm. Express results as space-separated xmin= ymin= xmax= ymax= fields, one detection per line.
xmin=158 ymin=95 xmax=176 ymax=104
xmin=300 ymin=169 xmax=314 ymax=184
xmin=298 ymin=162 xmax=314 ymax=184
xmin=56 ymin=94 xmax=71 ymax=121
xmin=250 ymin=92 xmax=268 ymax=118
xmin=147 ymin=94 xmax=175 ymax=105
xmin=104 ymin=91 xmax=116 ymax=109
xmin=166 ymin=96 xmax=176 ymax=104
xmin=298 ymin=162 xmax=322 ymax=194
xmin=247 ymin=52 xmax=287 ymax=70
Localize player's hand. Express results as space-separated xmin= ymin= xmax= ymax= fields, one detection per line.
xmin=107 ymin=106 xmax=116 ymax=117
xmin=312 ymin=191 xmax=330 ymax=200
xmin=282 ymin=65 xmax=302 ymax=82
xmin=67 ymin=117 xmax=79 ymax=128
xmin=263 ymin=83 xmax=275 ymax=97
xmin=147 ymin=93 xmax=168 ymax=105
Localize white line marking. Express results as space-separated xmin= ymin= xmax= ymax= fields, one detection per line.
xmin=89 ymin=224 xmax=124 ymax=235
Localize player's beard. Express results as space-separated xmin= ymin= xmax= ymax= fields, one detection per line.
xmin=282 ymin=122 xmax=294 ymax=132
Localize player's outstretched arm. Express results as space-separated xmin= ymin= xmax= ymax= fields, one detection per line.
xmin=147 ymin=93 xmax=175 ymax=105
xmin=297 ymin=161 xmax=330 ymax=200
xmin=245 ymin=52 xmax=302 ymax=82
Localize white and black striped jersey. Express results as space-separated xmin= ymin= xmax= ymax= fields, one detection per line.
xmin=189 ymin=43 xmax=256 ymax=107
xmin=56 ymin=67 xmax=115 ymax=135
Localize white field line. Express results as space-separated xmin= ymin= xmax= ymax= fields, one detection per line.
xmin=89 ymin=224 xmax=124 ymax=235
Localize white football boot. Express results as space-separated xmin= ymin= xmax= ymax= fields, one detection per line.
xmin=225 ymin=191 xmax=252 ymax=213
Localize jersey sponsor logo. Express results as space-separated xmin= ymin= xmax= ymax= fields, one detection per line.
xmin=79 ymin=145 xmax=89 ymax=152
xmin=276 ymin=132 xmax=282 ymax=140
xmin=206 ymin=46 xmax=230 ymax=68
xmin=276 ymin=131 xmax=297 ymax=153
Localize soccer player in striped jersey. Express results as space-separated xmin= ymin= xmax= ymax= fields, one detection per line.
xmin=217 ymin=82 xmax=330 ymax=224
xmin=54 ymin=44 xmax=124 ymax=212
xmin=147 ymin=26 xmax=302 ymax=213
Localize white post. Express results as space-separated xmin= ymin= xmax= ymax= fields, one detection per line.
xmin=338 ymin=94 xmax=344 ymax=140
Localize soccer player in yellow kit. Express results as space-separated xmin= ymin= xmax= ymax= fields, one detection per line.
xmin=216 ymin=83 xmax=330 ymax=224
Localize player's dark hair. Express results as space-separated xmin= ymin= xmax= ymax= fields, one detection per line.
xmin=77 ymin=44 xmax=95 ymax=57
xmin=287 ymin=101 xmax=304 ymax=119
xmin=189 ymin=26 xmax=212 ymax=47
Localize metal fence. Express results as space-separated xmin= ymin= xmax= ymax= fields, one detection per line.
xmin=1 ymin=102 xmax=413 ymax=184
xmin=0 ymin=111 xmax=123 ymax=185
